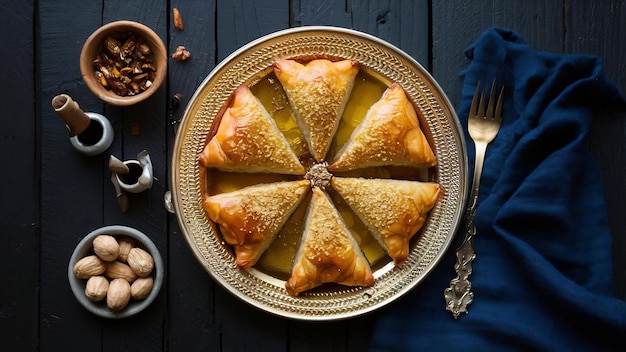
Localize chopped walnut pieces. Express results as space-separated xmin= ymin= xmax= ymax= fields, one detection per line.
xmin=171 ymin=45 xmax=191 ymax=61
xmin=305 ymin=162 xmax=333 ymax=189
xmin=93 ymin=31 xmax=156 ymax=96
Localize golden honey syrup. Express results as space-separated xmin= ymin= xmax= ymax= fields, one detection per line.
xmin=206 ymin=67 xmax=427 ymax=279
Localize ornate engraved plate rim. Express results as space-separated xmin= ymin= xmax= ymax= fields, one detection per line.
xmin=171 ymin=26 xmax=468 ymax=321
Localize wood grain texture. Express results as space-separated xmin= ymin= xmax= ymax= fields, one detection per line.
xmin=0 ymin=1 xmax=38 ymax=350
xmin=350 ymin=0 xmax=430 ymax=67
xmin=38 ymin=0 xmax=107 ymax=350
xmin=3 ymin=0 xmax=626 ymax=351
xmin=293 ymin=0 xmax=351 ymax=27
xmin=38 ymin=0 xmax=167 ymax=350
xmin=167 ymin=1 xmax=221 ymax=350
xmin=565 ymin=0 xmax=626 ymax=300
xmin=99 ymin=1 xmax=169 ymax=350
xmin=215 ymin=289 xmax=287 ymax=352
xmin=216 ymin=0 xmax=290 ymax=60
xmin=431 ymin=0 xmax=563 ymax=107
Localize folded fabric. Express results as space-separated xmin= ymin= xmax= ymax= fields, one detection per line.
xmin=369 ymin=27 xmax=626 ymax=351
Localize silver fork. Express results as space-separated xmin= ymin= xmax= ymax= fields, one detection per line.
xmin=444 ymin=80 xmax=503 ymax=319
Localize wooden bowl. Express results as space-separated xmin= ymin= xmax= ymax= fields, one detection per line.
xmin=68 ymin=225 xmax=164 ymax=318
xmin=79 ymin=20 xmax=167 ymax=106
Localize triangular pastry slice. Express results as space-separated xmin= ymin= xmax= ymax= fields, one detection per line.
xmin=273 ymin=58 xmax=359 ymax=162
xmin=331 ymin=177 xmax=441 ymax=266
xmin=286 ymin=187 xmax=374 ymax=296
xmin=328 ymin=83 xmax=437 ymax=172
xmin=203 ymin=180 xmax=310 ymax=268
xmin=199 ymin=85 xmax=306 ymax=175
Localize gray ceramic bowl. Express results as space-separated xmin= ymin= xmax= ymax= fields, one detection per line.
xmin=68 ymin=225 xmax=163 ymax=318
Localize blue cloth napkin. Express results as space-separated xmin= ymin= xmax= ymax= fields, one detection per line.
xmin=369 ymin=27 xmax=626 ymax=351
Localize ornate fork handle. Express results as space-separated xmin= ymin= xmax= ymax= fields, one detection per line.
xmin=445 ymin=137 xmax=488 ymax=318
xmin=444 ymin=193 xmax=478 ymax=319
xmin=444 ymin=81 xmax=503 ymax=319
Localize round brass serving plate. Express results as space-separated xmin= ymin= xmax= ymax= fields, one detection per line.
xmin=171 ymin=26 xmax=468 ymax=320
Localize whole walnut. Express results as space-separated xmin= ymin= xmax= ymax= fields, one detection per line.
xmin=105 ymin=261 xmax=138 ymax=283
xmin=117 ymin=236 xmax=136 ymax=263
xmin=107 ymin=278 xmax=131 ymax=311
xmin=73 ymin=255 xmax=106 ymax=279
xmin=93 ymin=235 xmax=120 ymax=261
xmin=131 ymin=277 xmax=154 ymax=300
xmin=127 ymin=247 xmax=154 ymax=277
xmin=85 ymin=276 xmax=109 ymax=302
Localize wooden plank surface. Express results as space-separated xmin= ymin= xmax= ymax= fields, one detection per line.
xmin=99 ymin=1 xmax=169 ymax=349
xmin=37 ymin=0 xmax=168 ymax=350
xmin=38 ymin=0 xmax=108 ymax=350
xmin=431 ymin=0 xmax=564 ymax=106
xmin=166 ymin=2 xmax=221 ymax=349
xmin=0 ymin=1 xmax=38 ymax=350
xmin=1 ymin=0 xmax=625 ymax=350
xmin=566 ymin=0 xmax=626 ymax=300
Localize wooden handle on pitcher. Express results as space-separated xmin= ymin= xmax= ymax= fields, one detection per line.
xmin=51 ymin=94 xmax=91 ymax=136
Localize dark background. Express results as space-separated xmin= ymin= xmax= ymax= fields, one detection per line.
xmin=1 ymin=0 xmax=624 ymax=350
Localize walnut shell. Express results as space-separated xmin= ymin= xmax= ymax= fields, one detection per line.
xmin=73 ymin=255 xmax=106 ymax=279
xmin=93 ymin=235 xmax=120 ymax=262
xmin=127 ymin=247 xmax=154 ymax=278
xmin=107 ymin=278 xmax=131 ymax=311
xmin=117 ymin=236 xmax=136 ymax=263
xmin=130 ymin=276 xmax=154 ymax=300
xmin=105 ymin=261 xmax=138 ymax=283
xmin=85 ymin=275 xmax=109 ymax=302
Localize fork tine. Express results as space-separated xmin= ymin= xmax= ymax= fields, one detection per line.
xmin=469 ymin=81 xmax=480 ymax=118
xmin=485 ymin=80 xmax=496 ymax=120
xmin=476 ymin=87 xmax=486 ymax=120
xmin=495 ymin=85 xmax=504 ymax=123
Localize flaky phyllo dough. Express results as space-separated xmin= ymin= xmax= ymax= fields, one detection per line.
xmin=203 ymin=180 xmax=310 ymax=268
xmin=274 ymin=58 xmax=359 ymax=162
xmin=329 ymin=83 xmax=437 ymax=172
xmin=199 ymin=85 xmax=305 ymax=175
xmin=286 ymin=187 xmax=374 ymax=296
xmin=331 ymin=177 xmax=441 ymax=267
xmin=199 ymin=58 xmax=439 ymax=296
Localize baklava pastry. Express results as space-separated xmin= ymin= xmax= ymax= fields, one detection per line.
xmin=203 ymin=180 xmax=310 ymax=268
xmin=286 ymin=187 xmax=374 ymax=296
xmin=331 ymin=177 xmax=441 ymax=266
xmin=199 ymin=85 xmax=306 ymax=175
xmin=273 ymin=58 xmax=359 ymax=162
xmin=329 ymin=83 xmax=437 ymax=172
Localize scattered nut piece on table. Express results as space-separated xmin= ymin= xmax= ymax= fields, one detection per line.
xmin=172 ymin=45 xmax=191 ymax=61
xmin=173 ymin=8 xmax=184 ymax=31
xmin=130 ymin=121 xmax=140 ymax=136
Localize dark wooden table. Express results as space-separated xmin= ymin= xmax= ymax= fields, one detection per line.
xmin=2 ymin=0 xmax=625 ymax=350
